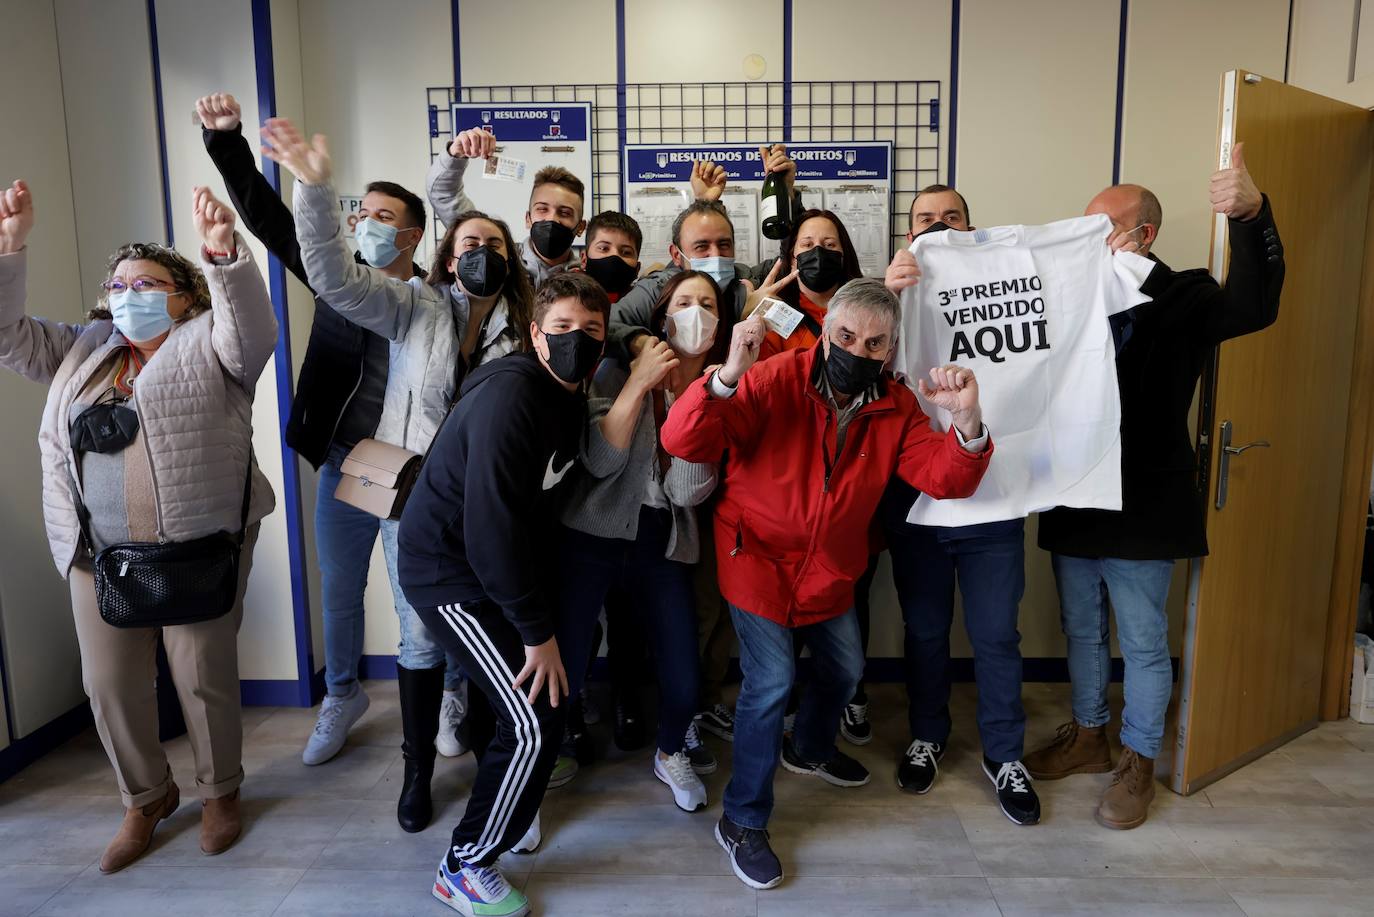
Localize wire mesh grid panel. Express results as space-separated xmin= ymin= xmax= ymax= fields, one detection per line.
xmin=427 ymin=81 xmax=941 ymax=255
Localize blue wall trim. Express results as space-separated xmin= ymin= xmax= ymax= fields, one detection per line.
xmin=782 ymin=0 xmax=793 ymax=142
xmin=451 ymin=0 xmax=462 ymax=93
xmin=947 ymin=0 xmax=960 ymax=187
xmin=0 ymin=703 xmax=91 ymax=784
xmin=146 ymin=0 xmax=174 ymax=245
xmin=615 ymin=0 xmax=628 ymax=210
xmin=1111 ymin=0 xmax=1130 ymax=185
xmin=251 ymin=0 xmax=316 ymax=708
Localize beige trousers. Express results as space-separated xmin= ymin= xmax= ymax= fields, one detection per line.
xmin=68 ymin=525 xmax=259 ymax=808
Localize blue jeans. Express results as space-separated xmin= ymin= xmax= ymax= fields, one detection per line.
xmin=554 ymin=508 xmax=700 ymax=755
xmin=1052 ymin=554 xmax=1175 ymax=759
xmin=316 ymin=459 xmax=381 ymax=696
xmin=724 ymin=604 xmax=863 ymax=830
xmin=883 ymin=484 xmax=1027 ymax=762
xmin=380 ymin=519 xmax=463 ymax=688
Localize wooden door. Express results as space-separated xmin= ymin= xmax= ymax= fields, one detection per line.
xmin=1172 ymin=71 xmax=1374 ymax=794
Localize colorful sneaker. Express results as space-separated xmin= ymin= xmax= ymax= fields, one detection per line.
xmin=695 ymin=703 xmax=735 ymax=741
xmin=547 ymin=755 xmax=578 ymax=790
xmin=436 ymin=684 xmax=468 ymax=758
xmin=301 ymin=685 xmax=370 ymax=766
xmin=654 ymin=750 xmax=708 ymax=812
xmin=715 ymin=815 xmax=783 ymax=890
xmin=433 ymin=855 xmax=530 ymax=916
xmin=840 ymin=696 xmax=872 ymax=746
xmin=897 ymin=739 xmax=945 ymax=794
xmin=983 ymin=757 xmax=1041 ymax=826
xmin=780 ymin=737 xmax=870 ymax=787
xmin=683 ymin=720 xmax=718 ymax=775
xmin=510 ymin=810 xmax=540 ymax=854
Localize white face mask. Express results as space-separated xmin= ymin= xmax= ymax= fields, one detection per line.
xmin=665 ymin=305 xmax=718 ymax=357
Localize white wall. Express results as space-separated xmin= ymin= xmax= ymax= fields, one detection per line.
xmin=0 ymin=0 xmax=91 ymax=737
xmin=1289 ymin=0 xmax=1374 ymax=108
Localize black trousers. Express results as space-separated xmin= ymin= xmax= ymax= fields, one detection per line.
xmin=416 ymin=600 xmax=565 ymax=867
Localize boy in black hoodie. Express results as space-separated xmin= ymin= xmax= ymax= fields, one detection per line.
xmin=398 ymin=272 xmax=608 ymax=917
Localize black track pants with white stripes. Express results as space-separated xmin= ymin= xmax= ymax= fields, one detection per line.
xmin=416 ymin=601 xmax=565 ymax=868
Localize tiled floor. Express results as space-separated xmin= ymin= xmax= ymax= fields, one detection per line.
xmin=1 ymin=681 xmax=1371 ymax=916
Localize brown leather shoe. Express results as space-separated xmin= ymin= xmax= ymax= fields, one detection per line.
xmin=1023 ymin=721 xmax=1113 ymax=780
xmin=200 ymin=790 xmax=242 ymax=855
xmin=99 ymin=783 xmax=180 ymax=874
xmin=1097 ymin=747 xmax=1156 ymax=830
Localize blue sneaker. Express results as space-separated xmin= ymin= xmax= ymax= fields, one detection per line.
xmin=432 ymin=855 xmax=530 ymax=916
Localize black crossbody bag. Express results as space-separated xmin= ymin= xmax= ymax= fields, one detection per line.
xmin=72 ymin=459 xmax=254 ymax=629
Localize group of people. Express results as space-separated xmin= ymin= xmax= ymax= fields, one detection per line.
xmin=0 ymin=86 xmax=1282 ymax=916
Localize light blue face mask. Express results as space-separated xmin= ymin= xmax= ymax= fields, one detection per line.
xmin=109 ymin=289 xmax=174 ymax=343
xmin=688 ymin=255 xmax=735 ymax=289
xmin=355 ymin=217 xmax=412 ymax=268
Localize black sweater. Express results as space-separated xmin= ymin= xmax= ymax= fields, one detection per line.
xmin=202 ymin=125 xmax=418 ymax=468
xmin=1038 ymin=196 xmax=1285 ymax=560
xmin=397 ymin=353 xmax=585 ymax=645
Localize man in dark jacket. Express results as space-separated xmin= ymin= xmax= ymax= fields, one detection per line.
xmin=397 ymin=272 xmax=604 ymax=917
xmin=196 ymin=93 xmax=464 ymax=768
xmin=1028 ymin=142 xmax=1284 ymax=830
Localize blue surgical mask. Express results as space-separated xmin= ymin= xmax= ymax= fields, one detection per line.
xmin=109 ymin=289 xmax=174 ymax=343
xmin=688 ymin=255 xmax=735 ymax=289
xmin=355 ymin=217 xmax=410 ymax=268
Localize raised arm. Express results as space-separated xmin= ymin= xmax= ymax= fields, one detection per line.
xmin=197 ymin=92 xmax=310 ymax=288
xmin=261 ymin=117 xmax=433 ymax=340
xmin=660 ymin=314 xmax=768 ymax=463
xmin=0 ymin=181 xmax=83 ymax=384
xmin=193 ymin=187 xmax=278 ymax=391
xmin=425 ymin=128 xmax=491 ymax=228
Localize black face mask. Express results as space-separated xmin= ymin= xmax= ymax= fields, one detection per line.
xmin=825 ymin=343 xmax=885 ymax=397
xmin=584 ymin=254 xmax=639 ymax=296
xmin=530 ymin=220 xmax=576 ymax=260
xmin=542 ymin=328 xmax=604 ymax=385
xmin=795 ymin=246 xmax=846 ymax=293
xmin=457 ymin=247 xmax=508 ymax=298
xmin=916 ymin=220 xmax=955 ymax=237
xmin=70 ymin=398 xmax=140 ymax=454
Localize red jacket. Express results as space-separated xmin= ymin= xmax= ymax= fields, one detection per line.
xmin=661 ymin=344 xmax=992 ymax=626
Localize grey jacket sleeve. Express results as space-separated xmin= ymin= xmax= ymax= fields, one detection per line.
xmin=292 ymin=178 xmax=438 ymax=341
xmin=425 ymin=148 xmax=479 ymax=229
xmin=663 ymin=455 xmax=717 ymax=507
xmin=606 ymin=273 xmax=670 ymax=363
xmin=580 ymin=394 xmax=640 ymax=479
xmin=0 ymin=249 xmax=84 ymax=386
xmin=205 ymin=234 xmax=280 ymax=393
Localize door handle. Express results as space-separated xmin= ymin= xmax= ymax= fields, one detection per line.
xmin=1216 ymin=420 xmax=1270 ymax=510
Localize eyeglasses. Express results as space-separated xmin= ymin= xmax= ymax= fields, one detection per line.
xmin=101 ymin=277 xmax=180 ymax=294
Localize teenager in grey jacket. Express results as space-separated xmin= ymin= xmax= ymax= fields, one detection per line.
xmin=262 ymin=117 xmax=535 ymax=835
xmin=553 ymin=270 xmax=725 ymax=814
xmin=0 ymin=181 xmax=276 ymax=874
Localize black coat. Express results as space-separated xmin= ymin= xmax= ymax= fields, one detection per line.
xmin=1038 ymin=196 xmax=1285 ymax=560
xmin=202 ymin=125 xmax=420 ymax=469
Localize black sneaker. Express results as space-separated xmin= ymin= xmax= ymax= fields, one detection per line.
xmin=715 ymin=816 xmax=783 ymax=890
xmin=897 ymin=739 xmax=945 ymax=794
xmin=982 ymin=757 xmax=1041 ymax=826
xmin=780 ymin=737 xmax=870 ymax=787
xmin=695 ymin=704 xmax=735 ymax=741
xmin=684 ymin=720 xmax=718 ymax=775
xmin=840 ymin=697 xmax=872 ymax=746
xmin=565 ymin=696 xmax=596 ymax=766
xmin=614 ymin=692 xmax=648 ymax=751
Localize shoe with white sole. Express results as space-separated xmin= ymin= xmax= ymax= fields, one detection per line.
xmin=654 ymin=750 xmax=708 ymax=812
xmin=436 ymin=684 xmax=468 ymax=758
xmin=683 ymin=720 xmax=717 ymax=775
xmin=840 ymin=697 xmax=872 ymax=746
xmin=715 ymin=815 xmax=783 ymax=890
xmin=302 ymin=685 xmax=370 ymax=766
xmin=432 ymin=855 xmax=529 ymax=916
xmin=780 ymin=737 xmax=870 ymax=787
xmin=695 ymin=703 xmax=735 ymax=741
xmin=983 ymin=757 xmax=1041 ymax=826
xmin=896 ymin=739 xmax=945 ymax=794
xmin=510 ymin=810 xmax=540 ymax=854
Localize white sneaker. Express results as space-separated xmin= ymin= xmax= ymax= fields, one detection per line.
xmin=511 ymin=810 xmax=541 ymax=854
xmin=433 ymin=854 xmax=529 ymax=916
xmin=654 ymin=750 xmax=708 ymax=812
xmin=436 ymin=684 xmax=468 ymax=758
xmin=302 ymin=685 xmax=370 ymax=766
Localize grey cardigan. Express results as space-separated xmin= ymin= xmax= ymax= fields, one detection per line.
xmin=559 ymin=365 xmax=717 ymax=563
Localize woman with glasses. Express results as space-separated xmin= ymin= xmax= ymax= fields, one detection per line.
xmin=0 ymin=180 xmax=278 ymax=874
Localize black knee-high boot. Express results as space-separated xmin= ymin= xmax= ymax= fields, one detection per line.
xmin=397 ymin=662 xmax=444 ymax=833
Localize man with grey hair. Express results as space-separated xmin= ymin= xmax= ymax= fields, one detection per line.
xmin=661 ymin=278 xmax=994 ymax=891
